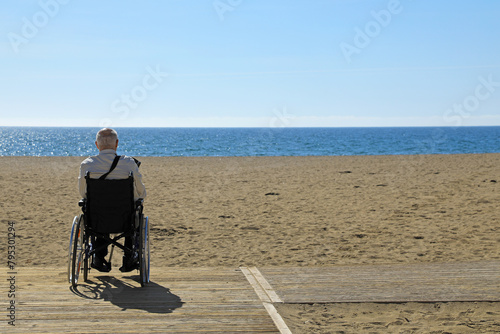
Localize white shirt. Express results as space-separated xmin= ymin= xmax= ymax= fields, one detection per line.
xmin=78 ymin=149 xmax=147 ymax=200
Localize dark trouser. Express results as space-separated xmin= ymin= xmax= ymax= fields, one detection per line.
xmin=94 ymin=235 xmax=133 ymax=260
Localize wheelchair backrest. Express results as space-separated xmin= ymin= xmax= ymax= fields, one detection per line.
xmin=85 ymin=172 xmax=135 ymax=233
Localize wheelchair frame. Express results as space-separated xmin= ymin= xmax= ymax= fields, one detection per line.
xmin=68 ymin=173 xmax=150 ymax=288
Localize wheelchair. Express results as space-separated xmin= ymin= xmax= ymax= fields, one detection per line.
xmin=68 ymin=172 xmax=150 ymax=288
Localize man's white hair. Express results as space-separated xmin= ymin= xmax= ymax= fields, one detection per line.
xmin=96 ymin=128 xmax=118 ymax=149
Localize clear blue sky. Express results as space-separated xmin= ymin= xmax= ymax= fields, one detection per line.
xmin=1 ymin=0 xmax=499 ymax=127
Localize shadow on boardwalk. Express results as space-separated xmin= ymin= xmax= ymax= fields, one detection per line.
xmin=70 ymin=275 xmax=183 ymax=314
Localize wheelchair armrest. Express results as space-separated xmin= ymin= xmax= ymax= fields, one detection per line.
xmin=78 ymin=199 xmax=86 ymax=207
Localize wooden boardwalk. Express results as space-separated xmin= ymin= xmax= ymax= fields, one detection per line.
xmin=4 ymin=267 xmax=279 ymax=333
xmin=259 ymin=261 xmax=500 ymax=303
xmin=2 ymin=261 xmax=498 ymax=333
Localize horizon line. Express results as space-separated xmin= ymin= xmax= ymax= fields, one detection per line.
xmin=2 ymin=125 xmax=500 ymax=129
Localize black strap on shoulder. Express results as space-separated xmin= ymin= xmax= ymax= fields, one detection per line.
xmin=99 ymin=155 xmax=121 ymax=180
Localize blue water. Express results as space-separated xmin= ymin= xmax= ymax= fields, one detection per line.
xmin=0 ymin=127 xmax=499 ymax=157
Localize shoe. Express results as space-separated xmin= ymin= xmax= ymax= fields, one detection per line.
xmin=119 ymin=255 xmax=139 ymax=272
xmin=91 ymin=257 xmax=111 ymax=272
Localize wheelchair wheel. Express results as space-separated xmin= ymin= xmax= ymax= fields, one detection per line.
xmin=139 ymin=215 xmax=150 ymax=287
xmin=68 ymin=216 xmax=79 ymax=283
xmin=69 ymin=215 xmax=85 ymax=288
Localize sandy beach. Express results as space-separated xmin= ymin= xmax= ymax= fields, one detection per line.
xmin=1 ymin=154 xmax=499 ymax=332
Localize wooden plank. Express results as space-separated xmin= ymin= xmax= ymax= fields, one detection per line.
xmin=240 ymin=267 xmax=272 ymax=303
xmin=1 ymin=267 xmax=279 ymax=334
xmin=259 ymin=261 xmax=500 ymax=303
xmin=247 ymin=267 xmax=283 ymax=303
xmin=240 ymin=267 xmax=292 ymax=334
xmin=262 ymin=303 xmax=293 ymax=334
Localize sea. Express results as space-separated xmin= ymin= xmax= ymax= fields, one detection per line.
xmin=0 ymin=126 xmax=499 ymax=157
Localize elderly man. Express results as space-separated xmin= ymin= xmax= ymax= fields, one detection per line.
xmin=79 ymin=128 xmax=146 ymax=272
